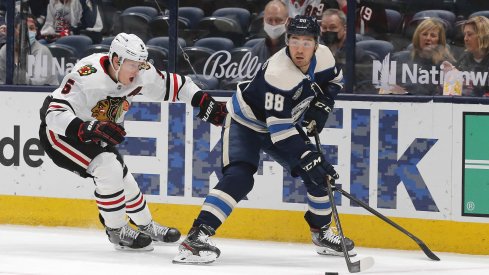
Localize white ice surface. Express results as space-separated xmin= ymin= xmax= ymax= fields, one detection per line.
xmin=0 ymin=225 xmax=488 ymax=275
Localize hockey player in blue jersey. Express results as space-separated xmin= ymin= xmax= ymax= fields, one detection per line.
xmin=173 ymin=15 xmax=356 ymax=264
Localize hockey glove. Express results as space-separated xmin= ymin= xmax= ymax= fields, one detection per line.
xmin=192 ymin=91 xmax=228 ymax=126
xmin=78 ymin=120 xmax=126 ymax=146
xmin=298 ymin=151 xmax=339 ymax=188
xmin=301 ymin=93 xmax=334 ymax=136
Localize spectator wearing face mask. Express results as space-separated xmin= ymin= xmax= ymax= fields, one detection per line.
xmin=0 ymin=16 xmax=59 ymax=85
xmin=250 ymin=0 xmax=289 ymax=66
xmin=320 ymin=9 xmax=370 ymax=69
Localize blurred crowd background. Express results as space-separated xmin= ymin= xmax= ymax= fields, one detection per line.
xmin=1 ymin=0 xmax=489 ymax=97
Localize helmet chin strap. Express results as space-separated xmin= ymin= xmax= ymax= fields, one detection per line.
xmin=110 ymin=57 xmax=124 ymax=83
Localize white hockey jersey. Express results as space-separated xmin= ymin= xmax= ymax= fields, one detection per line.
xmin=44 ymin=53 xmax=200 ymax=137
xmin=283 ymin=0 xmax=326 ymax=18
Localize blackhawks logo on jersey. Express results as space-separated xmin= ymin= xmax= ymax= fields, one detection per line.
xmin=78 ymin=65 xmax=97 ymax=76
xmin=91 ymin=96 xmax=129 ymax=122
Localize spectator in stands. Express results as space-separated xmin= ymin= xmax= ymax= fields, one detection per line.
xmin=443 ymin=16 xmax=489 ymax=96
xmin=0 ymin=16 xmax=58 ymax=85
xmin=77 ymin=0 xmax=103 ymax=43
xmin=250 ymin=0 xmax=288 ymax=66
xmin=384 ymin=18 xmax=454 ymax=95
xmin=29 ymin=0 xmax=49 ymax=28
xmin=320 ymin=0 xmax=387 ymax=39
xmin=320 ymin=8 xmax=369 ymax=65
xmin=320 ymin=8 xmax=370 ymax=92
xmin=282 ymin=0 xmax=346 ymax=19
xmin=0 ymin=20 xmax=5 ymax=48
xmin=320 ymin=9 xmax=346 ymax=55
xmin=41 ymin=0 xmax=102 ymax=43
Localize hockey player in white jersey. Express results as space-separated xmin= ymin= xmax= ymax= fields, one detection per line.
xmin=38 ymin=33 xmax=227 ymax=251
xmin=173 ymin=15 xmax=355 ymax=264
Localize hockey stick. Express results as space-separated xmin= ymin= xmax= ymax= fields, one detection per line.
xmin=312 ymin=128 xmax=374 ymax=273
xmin=312 ymin=130 xmax=440 ymax=262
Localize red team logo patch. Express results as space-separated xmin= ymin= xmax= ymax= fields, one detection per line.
xmin=77 ymin=65 xmax=97 ymax=76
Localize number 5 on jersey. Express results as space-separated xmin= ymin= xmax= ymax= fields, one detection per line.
xmin=265 ymin=92 xmax=284 ymax=112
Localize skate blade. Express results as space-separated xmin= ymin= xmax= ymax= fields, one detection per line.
xmin=172 ymin=249 xmax=218 ymax=264
xmin=316 ymin=246 xmax=357 ymax=257
xmin=114 ymin=243 xmax=154 ymax=252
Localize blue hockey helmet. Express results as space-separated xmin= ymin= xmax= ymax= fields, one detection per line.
xmin=286 ymin=15 xmax=320 ymax=40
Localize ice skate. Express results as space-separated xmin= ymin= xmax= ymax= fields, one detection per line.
xmin=105 ymin=224 xmax=154 ymax=251
xmin=138 ymin=220 xmax=181 ymax=243
xmin=311 ymin=225 xmax=357 ymax=257
xmin=173 ymin=224 xmax=220 ymax=264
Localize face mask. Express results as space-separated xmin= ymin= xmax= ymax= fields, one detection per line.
xmin=28 ymin=30 xmax=36 ymax=45
xmin=321 ymin=31 xmax=340 ymax=45
xmin=264 ymin=22 xmax=286 ymax=39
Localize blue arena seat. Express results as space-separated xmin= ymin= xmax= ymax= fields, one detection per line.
xmin=101 ymin=36 xmax=115 ymax=45
xmin=385 ymin=9 xmax=403 ymax=33
xmin=355 ymin=34 xmax=375 ymax=42
xmin=48 ymin=43 xmax=79 ymax=65
xmin=194 ymin=37 xmax=234 ymax=52
xmin=83 ymin=44 xmax=110 ymax=57
xmin=120 ymin=12 xmax=151 ymax=42
xmin=148 ymin=16 xmax=190 ymax=38
xmin=178 ymin=46 xmax=215 ymax=75
xmin=243 ymin=38 xmax=264 ymax=48
xmin=247 ymin=13 xmax=264 ymax=39
xmin=147 ymin=36 xmax=187 ymax=53
xmin=406 ymin=10 xmax=456 ymax=38
xmin=179 ymin=7 xmax=205 ymax=29
xmin=212 ymin=7 xmax=250 ymax=33
xmin=123 ymin=6 xmax=158 ymax=19
xmin=391 ymin=50 xmax=410 ymax=61
xmin=197 ymin=16 xmax=245 ymax=45
xmin=146 ymin=45 xmax=168 ymax=71
xmin=469 ymin=11 xmax=489 ymax=19
xmin=356 ymin=40 xmax=394 ymax=60
xmin=56 ymin=35 xmax=93 ymax=59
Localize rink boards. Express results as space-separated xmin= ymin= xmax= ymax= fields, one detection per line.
xmin=1 ymin=91 xmax=488 ymax=255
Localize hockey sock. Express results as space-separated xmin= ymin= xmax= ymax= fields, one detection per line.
xmin=88 ymin=152 xmax=127 ymax=229
xmin=195 ymin=162 xmax=255 ymax=230
xmin=123 ymin=173 xmax=151 ymax=225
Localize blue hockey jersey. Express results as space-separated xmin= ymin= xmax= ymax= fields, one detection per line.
xmin=226 ymin=44 xmax=343 ymax=160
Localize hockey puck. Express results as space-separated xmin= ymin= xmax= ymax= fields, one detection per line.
xmin=325 ymin=273 xmax=338 ymax=275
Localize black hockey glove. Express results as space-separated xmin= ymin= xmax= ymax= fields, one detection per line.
xmin=301 ymin=92 xmax=335 ymax=136
xmin=192 ymin=91 xmax=228 ymax=126
xmin=78 ymin=120 xmax=126 ymax=146
xmin=298 ymin=151 xmax=339 ymax=188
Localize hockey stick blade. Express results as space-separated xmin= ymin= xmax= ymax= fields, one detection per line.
xmin=326 ymin=176 xmax=375 ymax=273
xmin=357 ymin=256 xmax=375 ymax=273
xmin=313 ymin=129 xmax=374 ymax=273
xmin=335 ymin=188 xmax=440 ymax=261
